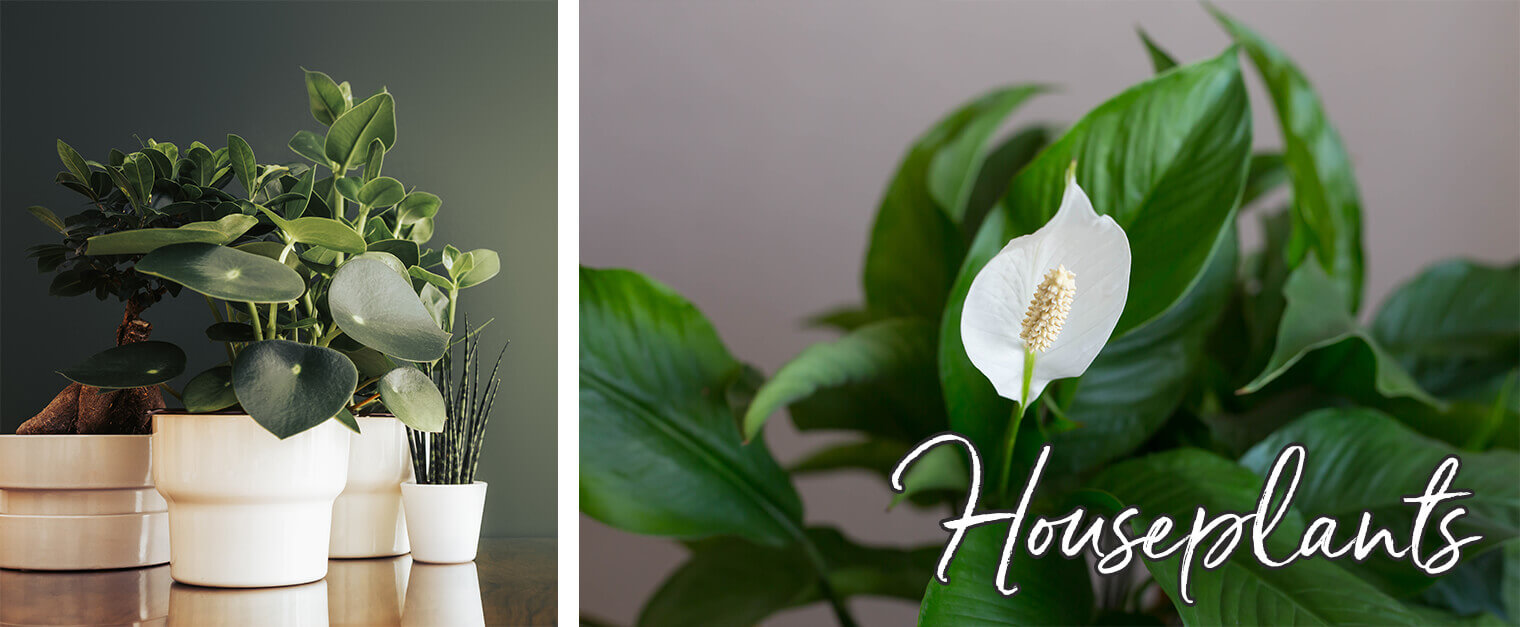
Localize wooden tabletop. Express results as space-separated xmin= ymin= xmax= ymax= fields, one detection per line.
xmin=0 ymin=538 xmax=556 ymax=626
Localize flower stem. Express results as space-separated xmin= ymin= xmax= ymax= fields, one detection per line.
xmin=797 ymin=532 xmax=858 ymax=627
xmin=998 ymin=348 xmax=1037 ymax=499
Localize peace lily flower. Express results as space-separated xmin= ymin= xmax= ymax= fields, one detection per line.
xmin=961 ymin=164 xmax=1131 ymax=408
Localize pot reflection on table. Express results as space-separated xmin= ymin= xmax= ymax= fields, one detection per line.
xmin=0 ymin=555 xmax=486 ymax=627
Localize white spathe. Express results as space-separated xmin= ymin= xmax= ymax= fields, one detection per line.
xmin=961 ymin=169 xmax=1131 ymax=407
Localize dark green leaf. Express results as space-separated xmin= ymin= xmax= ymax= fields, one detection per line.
xmin=959 ymin=124 xmax=1051 ymax=241
xmin=1371 ymin=260 xmax=1520 ymax=396
xmin=330 ymin=258 xmax=450 ymax=362
xmin=26 ymin=206 xmax=67 ymax=233
xmin=363 ymin=138 xmax=385 ymax=183
xmin=206 ymin=322 xmax=258 ymax=342
xmin=1243 ymin=152 xmax=1288 ymax=208
xmin=56 ymin=140 xmax=92 ymax=190
xmin=183 ymin=366 xmax=238 ymax=413
xmin=368 ymin=238 xmax=420 ymax=268
xmin=57 ymin=341 xmax=186 ymax=389
xmin=227 ymin=134 xmax=257 ymax=197
xmin=918 ymin=519 xmax=1095 ymax=625
xmin=136 ymin=243 xmax=307 ymax=303
xmin=1137 ymin=28 xmax=1179 ymax=72
xmin=1096 ymin=448 xmax=1422 ymax=625
xmin=580 ymin=267 xmax=803 ymax=546
xmin=233 ymin=340 xmax=356 ymax=439
xmin=1212 ymin=4 xmax=1366 ymax=309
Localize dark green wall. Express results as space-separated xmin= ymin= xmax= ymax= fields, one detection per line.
xmin=0 ymin=1 xmax=558 ymax=537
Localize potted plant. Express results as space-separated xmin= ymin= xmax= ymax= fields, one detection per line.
xmin=402 ymin=322 xmax=506 ymax=564
xmin=30 ymin=71 xmax=498 ymax=587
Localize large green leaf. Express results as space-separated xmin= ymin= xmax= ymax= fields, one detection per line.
xmin=742 ymin=318 xmax=938 ymax=441
xmin=330 ymin=258 xmax=450 ymax=362
xmin=1241 ymin=259 xmax=1440 ymax=408
xmin=1211 ymin=5 xmax=1365 ymax=309
xmin=1371 ymin=260 xmax=1520 ymax=396
xmin=325 ymin=92 xmax=395 ymax=170
xmin=863 ymin=85 xmax=1044 ymax=321
xmin=232 ymin=340 xmax=357 ymax=439
xmin=137 ymin=243 xmax=306 ymax=303
xmin=57 ymin=341 xmax=186 ymax=389
xmin=918 ymin=519 xmax=1095 ymax=625
xmin=580 ymin=267 xmax=803 ymax=546
xmin=1242 ymin=408 xmax=1520 ymax=597
xmin=639 ymin=528 xmax=935 ymax=627
xmin=941 ymin=48 xmax=1251 ymax=456
xmin=303 ymin=69 xmax=349 ymax=126
xmin=958 ymin=125 xmax=1051 ymax=242
xmin=259 ymin=206 xmax=367 ymax=254
xmin=378 ymin=366 xmax=446 ymax=432
xmin=182 ymin=366 xmax=238 ymax=413
xmin=1096 ymin=448 xmax=1423 ymax=625
xmin=84 ymin=214 xmax=257 ymax=255
xmin=1048 ymin=224 xmax=1237 ymax=474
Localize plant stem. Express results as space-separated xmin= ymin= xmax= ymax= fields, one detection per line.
xmin=998 ymin=349 xmax=1037 ymax=499
xmin=445 ymin=285 xmax=459 ymax=334
xmin=158 ymin=383 xmax=182 ymax=401
xmin=350 ymin=393 xmax=382 ymax=412
xmin=247 ymin=302 xmax=264 ymax=341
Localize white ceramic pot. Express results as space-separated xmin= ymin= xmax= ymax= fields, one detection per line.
xmin=400 ymin=481 xmax=487 ymax=564
xmin=402 ymin=562 xmax=484 ymax=627
xmin=330 ymin=416 xmax=411 ymax=558
xmin=152 ymin=413 xmax=350 ymax=588
xmin=0 ymin=434 xmax=169 ymax=570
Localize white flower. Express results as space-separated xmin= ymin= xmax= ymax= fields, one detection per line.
xmin=961 ymin=165 xmax=1131 ymax=408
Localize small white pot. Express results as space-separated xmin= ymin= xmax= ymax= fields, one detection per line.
xmin=400 ymin=481 xmax=487 ymax=564
xmin=0 ymin=434 xmax=169 ymax=570
xmin=153 ymin=413 xmax=350 ymax=588
xmin=330 ymin=416 xmax=412 ymax=558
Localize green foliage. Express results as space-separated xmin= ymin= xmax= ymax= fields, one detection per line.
xmin=20 ymin=71 xmax=500 ymax=439
xmin=577 ymin=6 xmax=1518 ymax=625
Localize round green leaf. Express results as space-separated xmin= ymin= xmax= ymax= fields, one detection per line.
xmin=233 ymin=340 xmax=357 ymax=439
xmin=330 ymin=258 xmax=450 ymax=362
xmin=378 ymin=366 xmax=446 ymax=432
xmin=137 ymin=243 xmax=306 ymax=303
xmin=183 ymin=366 xmax=238 ymax=413
xmin=455 ymin=249 xmax=500 ymax=289
xmin=57 ymin=341 xmax=186 ymax=389
xmin=397 ymin=192 xmax=441 ymax=224
xmin=358 ymin=176 xmax=404 ymax=207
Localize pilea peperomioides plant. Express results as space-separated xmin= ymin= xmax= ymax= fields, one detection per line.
xmin=24 ymin=70 xmax=500 ymax=439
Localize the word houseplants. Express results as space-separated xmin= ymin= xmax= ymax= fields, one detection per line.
xmin=21 ymin=70 xmax=498 ymax=586
xmin=402 ymin=321 xmax=507 ymax=564
xmin=580 ymin=6 xmax=1519 ymax=626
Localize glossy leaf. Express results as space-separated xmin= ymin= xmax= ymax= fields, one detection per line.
xmin=1241 ymin=259 xmax=1440 ymax=408
xmin=1241 ymin=408 xmax=1520 ymax=596
xmin=1371 ymin=260 xmax=1520 ymax=396
xmin=357 ymin=176 xmax=404 ymax=207
xmin=1096 ymin=449 xmax=1423 ymax=625
xmin=918 ymin=519 xmax=1095 ymax=625
xmin=325 ymin=92 xmax=395 ymax=170
xmin=1212 ymin=5 xmax=1366 ymax=309
xmin=303 ymin=69 xmax=348 ymax=126
xmin=379 ymin=366 xmax=446 ymax=432
xmin=85 ymin=214 xmax=257 ymax=255
xmin=330 ymin=258 xmax=449 ymax=362
xmin=864 ymin=85 xmax=1044 ymax=321
xmin=959 ymin=125 xmax=1051 ymax=241
xmin=137 ymin=243 xmax=306 ymax=303
xmin=57 ymin=341 xmax=186 ymax=389
xmin=288 ymin=130 xmax=330 ymax=166
xmin=227 ymin=134 xmax=257 ymax=196
xmin=56 ymin=140 xmax=92 ymax=189
xmin=232 ymin=340 xmax=357 ymax=439
xmin=26 ymin=205 xmax=67 ymax=233
xmin=640 ymin=528 xmax=936 ymax=627
xmin=580 ymin=267 xmax=804 ymax=546
xmin=942 ymin=49 xmax=1250 ymax=456
xmin=743 ymin=318 xmax=937 ymax=441
xmin=182 ymin=366 xmax=238 ymax=413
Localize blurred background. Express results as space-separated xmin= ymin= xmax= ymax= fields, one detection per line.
xmin=0 ymin=1 xmax=558 ymax=537
xmin=581 ymin=0 xmax=1518 ymax=624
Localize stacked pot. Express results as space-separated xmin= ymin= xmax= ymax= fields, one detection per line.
xmin=0 ymin=434 xmax=170 ymax=571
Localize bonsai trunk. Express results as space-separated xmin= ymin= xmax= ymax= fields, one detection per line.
xmin=16 ymin=296 xmax=166 ymax=435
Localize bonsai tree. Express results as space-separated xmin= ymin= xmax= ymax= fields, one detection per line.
xmin=21 ymin=70 xmax=500 ymax=438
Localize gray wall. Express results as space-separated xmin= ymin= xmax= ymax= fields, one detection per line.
xmin=581 ymin=0 xmax=1519 ymax=624
xmin=1 ymin=1 xmax=558 ymax=537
